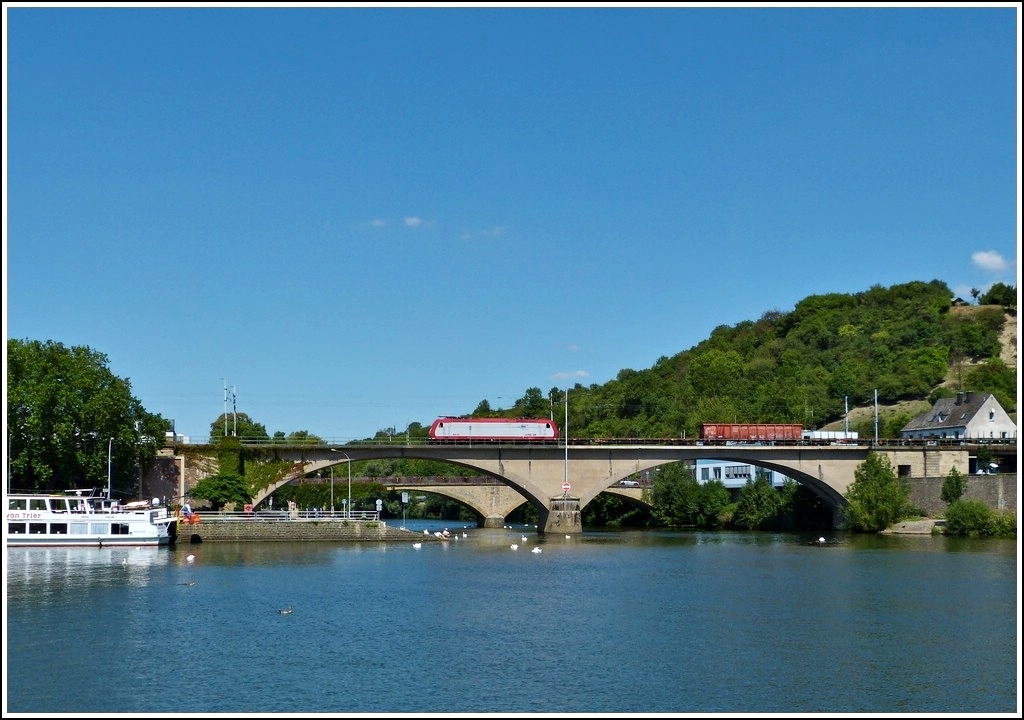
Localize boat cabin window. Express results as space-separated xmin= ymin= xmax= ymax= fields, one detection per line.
xmin=29 ymin=522 xmax=47 ymax=535
xmin=49 ymin=498 xmax=70 ymax=513
xmin=50 ymin=522 xmax=68 ymax=535
xmin=28 ymin=499 xmax=47 ymax=511
xmin=8 ymin=498 xmax=26 ymax=511
xmin=8 ymin=522 xmax=27 ymax=534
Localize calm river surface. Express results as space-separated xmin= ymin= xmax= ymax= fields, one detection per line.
xmin=4 ymin=521 xmax=1020 ymax=715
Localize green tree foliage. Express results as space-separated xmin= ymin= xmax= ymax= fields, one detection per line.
xmin=842 ymin=452 xmax=914 ymax=532
xmin=940 ymin=467 xmax=967 ymax=505
xmin=734 ymin=477 xmax=782 ymax=530
xmin=7 ymin=338 xmax=169 ymax=495
xmin=965 ymin=359 xmax=1016 ymax=412
xmin=942 ymin=500 xmax=1013 ymax=537
xmin=210 ymin=413 xmax=269 ymax=442
xmin=978 ymin=282 xmax=1016 ymax=308
xmin=694 ymin=480 xmax=732 ymax=528
xmin=530 ymin=279 xmax=1012 ymax=441
xmin=650 ymin=463 xmax=702 ymax=526
xmin=189 ymin=472 xmax=252 ymax=510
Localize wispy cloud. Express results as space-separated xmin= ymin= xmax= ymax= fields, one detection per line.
xmin=972 ymin=250 xmax=1007 ymax=272
xmin=404 ymin=216 xmax=425 ymax=228
xmin=553 ymin=370 xmax=589 ymax=382
xmin=369 ymin=218 xmax=387 ymax=228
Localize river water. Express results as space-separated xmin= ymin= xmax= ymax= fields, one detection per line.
xmin=4 ymin=521 xmax=1019 ymax=715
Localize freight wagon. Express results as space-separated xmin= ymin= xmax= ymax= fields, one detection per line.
xmin=428 ymin=417 xmax=560 ymax=442
xmin=699 ymin=423 xmax=804 ymax=442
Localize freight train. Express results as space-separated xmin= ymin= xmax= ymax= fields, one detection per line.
xmin=699 ymin=423 xmax=804 ymax=442
xmin=428 ymin=417 xmax=560 ymax=443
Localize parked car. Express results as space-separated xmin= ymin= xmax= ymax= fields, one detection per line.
xmin=618 ymin=479 xmax=640 ymax=487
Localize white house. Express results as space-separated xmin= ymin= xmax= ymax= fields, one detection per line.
xmin=900 ymin=392 xmax=1016 ymax=441
xmin=695 ymin=459 xmax=791 ymax=489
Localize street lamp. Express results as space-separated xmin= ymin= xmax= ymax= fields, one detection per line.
xmin=331 ymin=449 xmax=352 ymax=519
xmin=564 ymin=388 xmax=569 ymax=491
xmin=106 ymin=437 xmax=114 ymax=501
xmin=330 ymin=465 xmax=334 ymax=514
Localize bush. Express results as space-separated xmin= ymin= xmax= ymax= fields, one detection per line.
xmin=989 ymin=510 xmax=1017 ymax=537
xmin=943 ymin=500 xmax=1016 ymax=537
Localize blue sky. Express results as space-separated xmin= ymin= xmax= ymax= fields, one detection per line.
xmin=4 ymin=4 xmax=1020 ymax=443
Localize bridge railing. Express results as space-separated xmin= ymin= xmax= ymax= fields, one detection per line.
xmin=183 ymin=510 xmax=381 ymax=523
xmin=169 ymin=436 xmax=1017 ymax=448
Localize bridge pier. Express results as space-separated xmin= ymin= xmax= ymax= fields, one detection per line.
xmin=541 ymin=496 xmax=582 ymax=535
xmin=482 ymin=515 xmax=506 ymax=528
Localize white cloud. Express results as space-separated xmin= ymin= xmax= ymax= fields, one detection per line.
xmin=553 ymin=370 xmax=588 ymax=382
xmin=972 ymin=250 xmax=1007 ymax=272
xmin=369 ymin=219 xmax=387 ymax=228
xmin=404 ymin=216 xmax=424 ymax=228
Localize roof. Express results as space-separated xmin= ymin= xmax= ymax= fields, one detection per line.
xmin=901 ymin=392 xmax=993 ymax=433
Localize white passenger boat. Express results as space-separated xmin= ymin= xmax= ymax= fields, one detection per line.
xmin=5 ymin=489 xmax=177 ymax=547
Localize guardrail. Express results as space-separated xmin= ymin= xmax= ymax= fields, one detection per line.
xmin=183 ymin=510 xmax=381 ymax=523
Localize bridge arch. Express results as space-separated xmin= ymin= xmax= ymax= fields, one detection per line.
xmin=176 ymin=442 xmax=970 ymax=533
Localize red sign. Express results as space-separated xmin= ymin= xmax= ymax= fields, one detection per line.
xmin=243 ymin=504 xmax=254 ymax=513
xmin=562 ymin=482 xmax=571 ymax=492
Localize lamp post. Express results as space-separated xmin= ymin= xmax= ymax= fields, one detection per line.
xmin=564 ymin=388 xmax=569 ymax=491
xmin=331 ymin=450 xmax=352 ymax=519
xmin=330 ymin=466 xmax=334 ymax=514
xmin=106 ymin=437 xmax=114 ymax=501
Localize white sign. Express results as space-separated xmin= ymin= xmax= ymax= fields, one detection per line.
xmin=562 ymin=482 xmax=571 ymax=492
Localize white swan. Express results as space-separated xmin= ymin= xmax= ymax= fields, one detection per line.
xmin=510 ymin=544 xmax=519 ymax=551
xmin=521 ymin=535 xmax=528 ymax=542
xmin=423 ymin=528 xmax=430 ymax=536
xmin=531 ymin=547 xmax=542 ymax=554
xmin=121 ymin=557 xmax=128 ymax=566
xmin=818 ymin=537 xmax=826 ymax=544
xmin=412 ymin=542 xmax=422 ymax=549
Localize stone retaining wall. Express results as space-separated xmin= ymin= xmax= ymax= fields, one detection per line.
xmin=906 ymin=473 xmax=1017 ymax=516
xmin=176 ymin=519 xmax=424 ymax=544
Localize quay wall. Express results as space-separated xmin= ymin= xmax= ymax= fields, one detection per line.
xmin=905 ymin=473 xmax=1016 ymax=516
xmin=176 ymin=519 xmax=425 ymax=544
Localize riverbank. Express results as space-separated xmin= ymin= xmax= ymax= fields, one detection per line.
xmin=883 ymin=518 xmax=945 ymax=534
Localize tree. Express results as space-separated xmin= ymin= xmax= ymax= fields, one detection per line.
xmin=210 ymin=412 xmax=269 ymax=441
xmin=978 ymin=282 xmax=1016 ymax=308
xmin=940 ymin=467 xmax=967 ymax=505
xmin=734 ymin=477 xmax=782 ymax=530
xmin=842 ymin=452 xmax=914 ymax=532
xmin=7 ymin=338 xmax=169 ymax=495
xmin=189 ymin=472 xmax=252 ymax=510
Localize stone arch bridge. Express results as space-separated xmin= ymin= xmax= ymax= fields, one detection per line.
xmin=173 ymin=442 xmax=973 ymax=534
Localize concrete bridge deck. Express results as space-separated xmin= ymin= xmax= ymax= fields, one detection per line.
xmin=170 ymin=441 xmax=991 ymax=533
